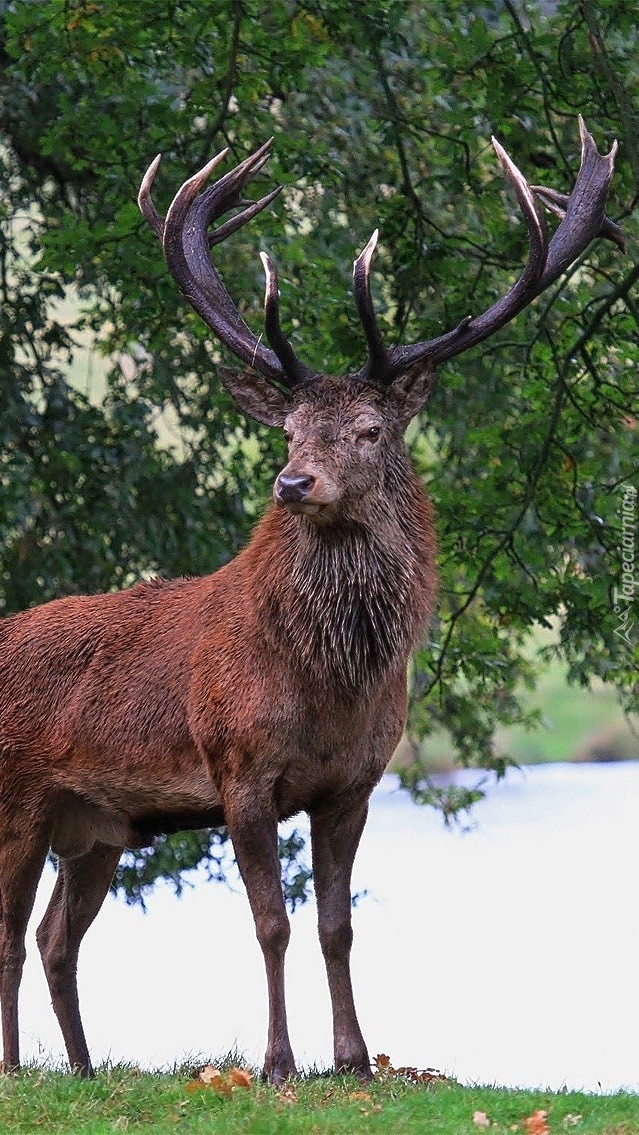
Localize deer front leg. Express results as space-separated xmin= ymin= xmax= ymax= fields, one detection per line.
xmin=310 ymin=796 xmax=371 ymax=1079
xmin=224 ymin=791 xmax=296 ymax=1083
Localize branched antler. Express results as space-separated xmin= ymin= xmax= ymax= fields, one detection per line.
xmin=139 ymin=118 xmax=621 ymax=392
xmin=352 ymin=116 xmax=622 ymax=386
xmin=139 ymin=139 xmax=313 ymax=389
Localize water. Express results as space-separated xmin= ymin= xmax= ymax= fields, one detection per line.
xmin=20 ymin=762 xmax=639 ymax=1091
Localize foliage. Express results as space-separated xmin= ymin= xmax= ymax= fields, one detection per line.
xmin=0 ymin=1064 xmax=638 ymax=1135
xmin=112 ymin=825 xmax=312 ymax=912
xmin=0 ymin=0 xmax=637 ymax=900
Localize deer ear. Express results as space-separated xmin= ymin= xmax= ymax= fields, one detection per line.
xmin=387 ymin=363 xmax=436 ymax=428
xmin=218 ymin=367 xmax=289 ymax=427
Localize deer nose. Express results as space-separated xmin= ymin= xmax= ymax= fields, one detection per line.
xmin=275 ymin=472 xmax=316 ymax=503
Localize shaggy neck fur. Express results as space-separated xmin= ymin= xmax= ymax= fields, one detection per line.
xmin=254 ymin=459 xmax=436 ymax=700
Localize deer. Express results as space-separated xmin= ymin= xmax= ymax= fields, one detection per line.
xmin=0 ymin=117 xmax=621 ymax=1083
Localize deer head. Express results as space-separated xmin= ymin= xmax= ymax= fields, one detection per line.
xmin=138 ymin=120 xmax=622 ymax=521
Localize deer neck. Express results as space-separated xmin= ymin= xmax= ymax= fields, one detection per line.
xmin=253 ymin=471 xmax=435 ymax=698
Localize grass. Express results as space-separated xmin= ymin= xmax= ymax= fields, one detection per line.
xmin=1 ymin=1064 xmax=638 ymax=1135
xmin=403 ymin=642 xmax=639 ymax=776
xmin=493 ymin=661 xmax=637 ymax=766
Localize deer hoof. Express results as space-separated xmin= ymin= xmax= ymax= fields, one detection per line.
xmin=261 ymin=1057 xmax=298 ymax=1085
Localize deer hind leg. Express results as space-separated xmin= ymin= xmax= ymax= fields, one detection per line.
xmin=36 ymin=842 xmax=122 ymax=1077
xmin=223 ymin=791 xmax=296 ymax=1083
xmin=0 ymin=825 xmax=50 ymax=1073
xmin=310 ymin=796 xmax=372 ymax=1079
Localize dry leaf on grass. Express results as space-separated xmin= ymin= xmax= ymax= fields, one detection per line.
xmin=229 ymin=1067 xmax=253 ymax=1089
xmin=524 ymin=1109 xmax=549 ymax=1135
xmin=199 ymin=1065 xmax=225 ymax=1087
xmin=186 ymin=1064 xmax=253 ymax=1098
xmin=473 ymin=1110 xmax=491 ymax=1127
xmin=373 ymin=1052 xmax=446 ymax=1084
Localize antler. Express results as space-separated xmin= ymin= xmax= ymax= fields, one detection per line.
xmin=139 ymin=119 xmax=621 ymax=395
xmin=138 ymin=139 xmax=314 ymax=390
xmin=352 ymin=116 xmax=623 ymax=387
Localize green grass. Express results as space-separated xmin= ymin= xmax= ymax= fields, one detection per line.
xmin=403 ymin=642 xmax=639 ymax=776
xmin=493 ymin=662 xmax=637 ymax=766
xmin=1 ymin=1066 xmax=638 ymax=1135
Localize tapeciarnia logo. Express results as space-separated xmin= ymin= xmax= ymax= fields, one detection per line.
xmin=613 ymin=484 xmax=637 ymax=648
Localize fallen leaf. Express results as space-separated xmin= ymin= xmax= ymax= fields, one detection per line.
xmin=474 ymin=1111 xmax=491 ymax=1128
xmin=524 ymin=1109 xmax=549 ymax=1135
xmin=397 ymin=1064 xmax=447 ymax=1084
xmin=199 ymin=1064 xmax=223 ymax=1086
xmin=196 ymin=1065 xmax=232 ymax=1096
xmin=563 ymin=1117 xmax=582 ymax=1128
xmin=373 ymin=1053 xmax=446 ymax=1084
xmin=349 ymin=1091 xmax=371 ymax=1101
xmin=229 ymin=1067 xmax=253 ymax=1089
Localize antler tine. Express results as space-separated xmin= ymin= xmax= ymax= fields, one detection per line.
xmin=532 ymin=115 xmax=624 ymax=286
xmin=530 ymin=184 xmax=625 ymax=251
xmin=366 ymin=118 xmax=620 ymax=383
xmin=369 ymin=138 xmax=548 ymax=381
xmin=208 ymin=186 xmax=283 ymax=249
xmin=260 ymin=252 xmax=313 ymax=386
xmin=139 ymin=140 xmax=312 ymax=388
xmin=138 ymin=148 xmax=232 ymax=240
xmin=183 ymin=137 xmax=274 ymax=227
xmin=353 ymin=230 xmax=388 ymax=383
xmin=137 ymin=153 xmax=166 ymax=239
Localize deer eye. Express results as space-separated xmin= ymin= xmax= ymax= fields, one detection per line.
xmin=283 ymin=428 xmax=292 ymax=442
xmin=362 ymin=425 xmax=381 ymax=441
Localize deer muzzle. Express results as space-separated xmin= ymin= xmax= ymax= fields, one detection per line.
xmin=275 ymin=472 xmax=316 ymax=504
xmin=274 ymin=466 xmax=340 ymax=515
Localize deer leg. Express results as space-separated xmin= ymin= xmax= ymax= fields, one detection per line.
xmin=310 ymin=797 xmax=371 ymax=1079
xmin=0 ymin=828 xmax=50 ymax=1073
xmin=36 ymin=842 xmax=122 ymax=1076
xmin=224 ymin=794 xmax=296 ymax=1083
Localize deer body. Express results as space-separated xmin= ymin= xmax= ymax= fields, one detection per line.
xmin=2 ymin=440 xmax=434 ymax=838
xmin=0 ymin=121 xmax=619 ymax=1081
xmin=0 ymin=377 xmax=435 ymax=1079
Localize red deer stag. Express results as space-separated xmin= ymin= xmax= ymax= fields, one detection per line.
xmin=0 ymin=118 xmax=621 ymax=1082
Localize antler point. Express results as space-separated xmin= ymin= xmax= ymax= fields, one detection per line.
xmin=139 ymin=152 xmax=162 ymax=191
xmin=354 ymin=229 xmax=379 ymax=276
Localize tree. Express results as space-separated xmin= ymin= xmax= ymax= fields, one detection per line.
xmin=0 ymin=0 xmax=637 ymax=902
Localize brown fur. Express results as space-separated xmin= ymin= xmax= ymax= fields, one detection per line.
xmin=0 ymin=373 xmax=436 ymax=1082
